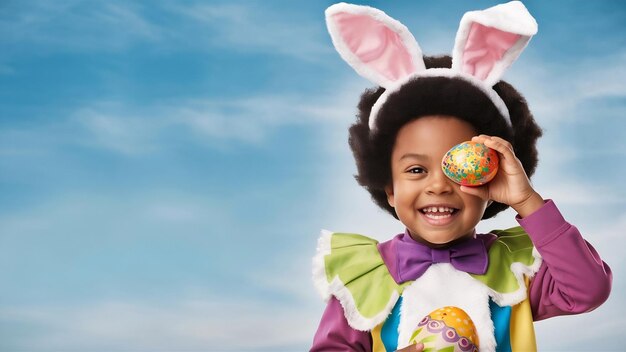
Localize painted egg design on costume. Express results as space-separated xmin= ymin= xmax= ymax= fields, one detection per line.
xmin=408 ymin=306 xmax=479 ymax=352
xmin=442 ymin=141 xmax=499 ymax=187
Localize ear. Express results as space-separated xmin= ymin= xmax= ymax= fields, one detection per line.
xmin=451 ymin=1 xmax=537 ymax=87
xmin=325 ymin=3 xmax=426 ymax=89
xmin=384 ymin=184 xmax=395 ymax=208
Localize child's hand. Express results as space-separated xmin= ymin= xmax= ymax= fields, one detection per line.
xmin=395 ymin=342 xmax=424 ymax=352
xmin=459 ymin=135 xmax=544 ymax=218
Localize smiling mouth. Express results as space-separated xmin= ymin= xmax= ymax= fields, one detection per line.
xmin=419 ymin=206 xmax=459 ymax=220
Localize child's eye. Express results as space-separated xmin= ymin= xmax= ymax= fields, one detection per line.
xmin=408 ymin=167 xmax=426 ymax=174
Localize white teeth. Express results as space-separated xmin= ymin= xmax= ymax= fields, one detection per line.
xmin=425 ymin=213 xmax=451 ymax=219
xmin=422 ymin=206 xmax=455 ymax=213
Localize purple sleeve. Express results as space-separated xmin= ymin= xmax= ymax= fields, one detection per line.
xmin=311 ymin=296 xmax=372 ymax=352
xmin=517 ymin=199 xmax=612 ymax=321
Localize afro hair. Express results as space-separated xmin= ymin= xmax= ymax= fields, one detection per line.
xmin=348 ymin=55 xmax=543 ymax=220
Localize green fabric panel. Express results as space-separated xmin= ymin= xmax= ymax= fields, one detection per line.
xmin=470 ymin=227 xmax=537 ymax=293
xmin=324 ymin=233 xmax=403 ymax=318
xmin=420 ymin=335 xmax=437 ymax=343
xmin=409 ymin=327 xmax=423 ymax=343
xmin=322 ymin=229 xmax=536 ymax=321
xmin=329 ymin=232 xmax=379 ymax=249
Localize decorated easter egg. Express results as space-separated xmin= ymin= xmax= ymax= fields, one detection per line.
xmin=442 ymin=141 xmax=499 ymax=187
xmin=409 ymin=306 xmax=479 ymax=352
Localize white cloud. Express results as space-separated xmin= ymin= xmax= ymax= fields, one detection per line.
xmin=574 ymin=51 xmax=626 ymax=99
xmin=1 ymin=1 xmax=332 ymax=62
xmin=0 ymin=295 xmax=317 ymax=351
xmin=247 ymin=258 xmax=321 ymax=303
xmin=62 ymin=78 xmax=362 ymax=155
xmin=0 ymin=190 xmax=230 ymax=241
xmin=95 ymin=3 xmax=160 ymax=41
xmin=508 ymin=50 xmax=626 ymax=126
xmin=169 ymin=2 xmax=330 ymax=61
xmin=72 ymin=107 xmax=163 ymax=156
xmin=0 ymin=1 xmax=161 ymax=53
xmin=0 ymin=1 xmax=324 ymax=61
xmin=535 ymin=181 xmax=625 ymax=206
xmin=534 ymin=302 xmax=624 ymax=351
xmin=317 ymin=169 xmax=404 ymax=241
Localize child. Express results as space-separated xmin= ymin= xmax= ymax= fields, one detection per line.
xmin=311 ymin=2 xmax=612 ymax=351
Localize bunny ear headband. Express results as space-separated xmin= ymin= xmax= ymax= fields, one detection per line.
xmin=325 ymin=1 xmax=538 ymax=130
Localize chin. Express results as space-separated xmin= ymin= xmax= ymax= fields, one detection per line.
xmin=420 ymin=235 xmax=456 ymax=245
xmin=430 ymin=238 xmax=456 ymax=245
xmin=423 ymin=231 xmax=467 ymax=245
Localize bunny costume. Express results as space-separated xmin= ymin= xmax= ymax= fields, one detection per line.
xmin=311 ymin=2 xmax=612 ymax=351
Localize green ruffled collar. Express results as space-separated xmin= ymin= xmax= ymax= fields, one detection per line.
xmin=312 ymin=227 xmax=541 ymax=331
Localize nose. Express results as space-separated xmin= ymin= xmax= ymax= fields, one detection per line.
xmin=426 ymin=167 xmax=454 ymax=195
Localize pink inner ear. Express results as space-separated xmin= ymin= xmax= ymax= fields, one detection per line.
xmin=462 ymin=23 xmax=521 ymax=81
xmin=333 ymin=12 xmax=415 ymax=83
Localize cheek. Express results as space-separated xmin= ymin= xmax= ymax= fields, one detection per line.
xmin=462 ymin=194 xmax=488 ymax=218
xmin=395 ymin=181 xmax=418 ymax=203
xmin=470 ymin=200 xmax=488 ymax=218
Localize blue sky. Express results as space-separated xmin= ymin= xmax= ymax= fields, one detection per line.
xmin=0 ymin=0 xmax=624 ymax=350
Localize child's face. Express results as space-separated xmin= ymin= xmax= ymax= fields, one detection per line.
xmin=385 ymin=116 xmax=488 ymax=244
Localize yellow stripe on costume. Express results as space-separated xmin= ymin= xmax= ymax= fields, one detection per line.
xmin=510 ymin=276 xmax=537 ymax=351
xmin=371 ymin=322 xmax=387 ymax=352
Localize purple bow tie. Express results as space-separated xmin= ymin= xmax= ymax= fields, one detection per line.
xmin=397 ymin=233 xmax=489 ymax=281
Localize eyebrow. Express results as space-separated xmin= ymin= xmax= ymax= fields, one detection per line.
xmin=399 ymin=153 xmax=430 ymax=161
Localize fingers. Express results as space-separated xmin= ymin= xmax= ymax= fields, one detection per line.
xmin=472 ymin=135 xmax=516 ymax=162
xmin=460 ymin=185 xmax=490 ymax=200
xmin=471 ymin=135 xmax=490 ymax=144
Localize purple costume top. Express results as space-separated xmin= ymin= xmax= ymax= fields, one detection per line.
xmin=311 ymin=200 xmax=612 ymax=351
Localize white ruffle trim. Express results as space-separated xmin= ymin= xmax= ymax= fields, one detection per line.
xmin=398 ymin=264 xmax=496 ymax=351
xmin=488 ymin=246 xmax=542 ymax=307
xmin=311 ymin=229 xmax=400 ymax=331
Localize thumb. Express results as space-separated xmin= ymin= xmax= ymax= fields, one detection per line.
xmin=460 ymin=185 xmax=489 ymax=200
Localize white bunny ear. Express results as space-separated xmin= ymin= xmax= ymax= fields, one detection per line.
xmin=325 ymin=3 xmax=425 ymax=89
xmin=451 ymin=1 xmax=537 ymax=87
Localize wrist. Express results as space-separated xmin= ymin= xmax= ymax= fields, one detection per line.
xmin=512 ymin=191 xmax=544 ymax=218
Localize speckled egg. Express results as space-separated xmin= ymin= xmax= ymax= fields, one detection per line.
xmin=442 ymin=141 xmax=499 ymax=187
xmin=409 ymin=306 xmax=479 ymax=352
